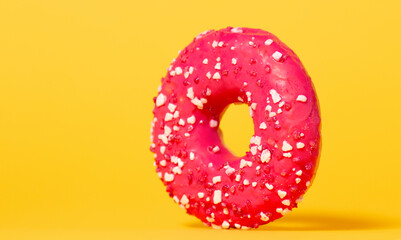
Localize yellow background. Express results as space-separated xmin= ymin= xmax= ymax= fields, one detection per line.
xmin=1 ymin=0 xmax=401 ymax=239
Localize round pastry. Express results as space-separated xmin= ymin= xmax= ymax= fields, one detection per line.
xmin=150 ymin=27 xmax=321 ymax=229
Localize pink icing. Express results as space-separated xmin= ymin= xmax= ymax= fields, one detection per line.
xmin=150 ymin=27 xmax=321 ymax=229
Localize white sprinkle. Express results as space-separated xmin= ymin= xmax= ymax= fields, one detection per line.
xmin=223 ymin=208 xmax=229 ymax=215
xmin=208 ymin=163 xmax=213 ymax=168
xmin=269 ymin=89 xmax=281 ymax=103
xmin=296 ymin=95 xmax=308 ymax=102
xmin=216 ymin=57 xmax=221 ymax=62
xmin=169 ymin=70 xmax=176 ymax=76
xmin=212 ymin=72 xmax=221 ymax=80
xmin=252 ymin=182 xmax=257 ymax=187
xmin=232 ymin=58 xmax=237 ymax=65
xmin=296 ymin=142 xmax=305 ymax=149
xmin=261 ymin=149 xmax=271 ymax=163
xmin=243 ymin=179 xmax=250 ymax=185
xmin=306 ymin=181 xmax=311 ymax=187
xmin=251 ymin=136 xmax=261 ymax=146
xmin=187 ymin=115 xmax=196 ymax=124
xmin=212 ymin=146 xmax=220 ymax=153
xmin=191 ymin=97 xmax=204 ymax=109
xmin=158 ymin=134 xmax=168 ymax=144
xmin=278 ymin=190 xmax=287 ymax=199
xmin=235 ymin=175 xmax=241 ymax=182
xmin=164 ymin=113 xmax=173 ymax=121
xmin=184 ymin=133 xmax=190 ymax=137
xmin=156 ymin=93 xmax=167 ymax=107
xmin=160 ymin=160 xmax=166 ymax=166
xmin=282 ymin=141 xmax=293 ymax=151
xmin=269 ymin=112 xmax=276 ymax=118
xmin=222 ymin=221 xmax=230 ymax=229
xmin=178 ymin=159 xmax=184 ymax=168
xmin=296 ymin=196 xmax=304 ymax=203
xmin=296 ymin=170 xmax=303 ymax=176
xmin=234 ymin=223 xmax=241 ymax=229
xmin=180 ymin=195 xmax=189 ymax=204
xmin=218 ymin=41 xmax=224 ymax=47
xmin=260 ymin=212 xmax=270 ymax=221
xmin=250 ymin=146 xmax=257 ymax=155
xmin=279 ymin=101 xmax=285 ymax=107
xmin=189 ymin=152 xmax=195 ymax=160
xmin=212 ymin=41 xmax=218 ymax=48
xmin=178 ymin=119 xmax=185 ymax=126
xmin=164 ymin=126 xmax=172 ymax=136
xmin=265 ymin=105 xmax=272 ymax=112
xmin=231 ymin=46 xmax=235 ymax=50
xmin=212 ymin=176 xmax=222 ymax=184
xmin=214 ymin=62 xmax=221 ymax=70
xmin=277 ymin=109 xmax=283 ymax=114
xmin=203 ymin=58 xmax=208 ymax=64
xmin=206 ymin=217 xmax=215 ymax=222
xmin=259 ymin=122 xmax=267 ymax=129
xmin=195 ymin=30 xmax=210 ymax=40
xmin=172 ymin=166 xmax=181 ymax=174
xmin=225 ymin=166 xmax=235 ymax=176
xmin=206 ymin=88 xmax=211 ymax=96
xmin=211 ymin=224 xmax=221 ymax=229
xmin=189 ymin=66 xmax=194 ymax=74
xmin=248 ymin=41 xmax=254 ymax=46
xmin=265 ymin=183 xmax=274 ymax=190
xmin=295 ymin=178 xmax=301 ymax=184
xmin=160 ymin=146 xmax=166 ymax=154
xmin=198 ymin=192 xmax=205 ymax=198
xmin=280 ymin=208 xmax=293 ymax=215
xmin=186 ymin=87 xmax=194 ymax=99
xmin=171 ymin=156 xmax=179 ymax=164
xmin=168 ymin=103 xmax=176 ymax=112
xmin=175 ymin=67 xmax=183 ymax=75
xmin=157 ymin=134 xmax=168 ymax=144
xmin=206 ymin=72 xmax=211 ymax=79
xmin=282 ymin=200 xmax=290 ymax=206
xmin=272 ymin=51 xmax=283 ymax=61
xmin=173 ymin=196 xmax=179 ymax=203
xmin=173 ymin=111 xmax=179 ymax=118
xmin=209 ymin=119 xmax=218 ymax=128
xmin=164 ymin=173 xmax=174 ymax=182
xmin=213 ymin=190 xmax=222 ymax=204
xmin=264 ymin=39 xmax=273 ymax=45
xmin=246 ymin=91 xmax=251 ymax=101
xmin=231 ymin=27 xmax=243 ymax=33
xmin=251 ymin=103 xmax=257 ymax=110
xmin=283 ymin=152 xmax=292 ymax=158
xmin=240 ymin=159 xmax=253 ymax=168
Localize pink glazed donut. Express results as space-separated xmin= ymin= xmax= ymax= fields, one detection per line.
xmin=150 ymin=27 xmax=321 ymax=229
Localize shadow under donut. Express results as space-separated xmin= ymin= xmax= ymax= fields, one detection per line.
xmin=185 ymin=211 xmax=400 ymax=231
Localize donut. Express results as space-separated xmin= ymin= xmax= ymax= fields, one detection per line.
xmin=150 ymin=27 xmax=321 ymax=229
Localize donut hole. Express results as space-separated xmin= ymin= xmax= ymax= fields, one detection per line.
xmin=219 ymin=103 xmax=254 ymax=157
